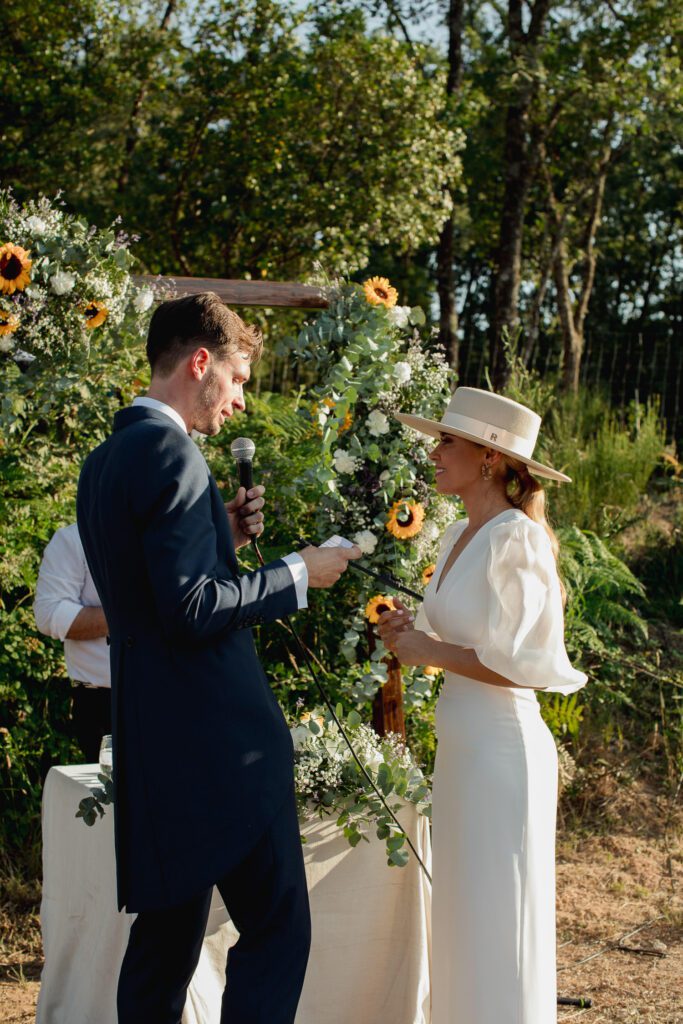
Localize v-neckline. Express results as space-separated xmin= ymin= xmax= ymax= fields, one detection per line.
xmin=435 ymin=507 xmax=520 ymax=595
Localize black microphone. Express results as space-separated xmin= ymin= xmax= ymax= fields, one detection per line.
xmin=230 ymin=437 xmax=258 ymax=550
xmin=230 ymin=436 xmax=256 ymax=493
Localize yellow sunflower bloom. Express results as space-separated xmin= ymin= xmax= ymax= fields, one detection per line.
xmin=0 ymin=244 xmax=32 ymax=295
xmin=422 ymin=563 xmax=436 ymax=586
xmin=363 ymin=276 xmax=398 ymax=309
xmin=83 ymin=300 xmax=109 ymax=330
xmin=386 ymin=499 xmax=425 ymax=540
xmin=365 ymin=594 xmax=396 ymax=623
xmin=0 ymin=309 xmax=20 ymax=336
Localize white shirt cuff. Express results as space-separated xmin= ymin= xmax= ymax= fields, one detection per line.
xmin=282 ymin=553 xmax=308 ymax=610
xmin=50 ymin=599 xmax=84 ymax=642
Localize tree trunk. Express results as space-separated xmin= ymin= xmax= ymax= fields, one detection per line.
xmin=490 ymin=0 xmax=551 ymax=387
xmin=435 ymin=0 xmax=465 ymax=371
xmin=116 ymin=1 xmax=178 ymax=194
xmin=548 ymin=141 xmax=612 ymax=393
xmin=437 ymin=217 xmax=459 ymax=369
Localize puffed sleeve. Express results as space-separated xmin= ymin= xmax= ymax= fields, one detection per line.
xmin=474 ymin=518 xmax=587 ymax=695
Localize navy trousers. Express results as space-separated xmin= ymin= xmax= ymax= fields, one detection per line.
xmin=117 ymin=787 xmax=311 ymax=1024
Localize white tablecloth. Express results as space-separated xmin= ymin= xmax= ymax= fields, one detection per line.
xmin=37 ymin=765 xmax=432 ymax=1024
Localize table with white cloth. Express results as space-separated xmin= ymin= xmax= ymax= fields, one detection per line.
xmin=37 ymin=765 xmax=432 ymax=1024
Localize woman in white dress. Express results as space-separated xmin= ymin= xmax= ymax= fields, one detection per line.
xmin=378 ymin=387 xmax=587 ymax=1024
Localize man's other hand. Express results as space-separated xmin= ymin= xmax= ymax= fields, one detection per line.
xmin=225 ymin=486 xmax=265 ymax=550
xmin=298 ymin=544 xmax=362 ymax=588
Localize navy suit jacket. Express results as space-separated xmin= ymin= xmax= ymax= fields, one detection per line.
xmin=77 ymin=406 xmax=299 ymax=912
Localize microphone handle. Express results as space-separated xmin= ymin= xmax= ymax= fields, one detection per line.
xmin=236 ymin=459 xmax=254 ymax=492
xmin=235 ymin=459 xmax=256 ymax=548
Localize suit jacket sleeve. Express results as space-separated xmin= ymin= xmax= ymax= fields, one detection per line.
xmin=139 ymin=431 xmax=298 ymax=643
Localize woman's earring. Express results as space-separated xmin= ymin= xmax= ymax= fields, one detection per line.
xmin=481 ymin=462 xmax=492 ymax=481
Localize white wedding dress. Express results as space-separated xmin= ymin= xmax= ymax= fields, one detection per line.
xmin=418 ymin=509 xmax=587 ymax=1024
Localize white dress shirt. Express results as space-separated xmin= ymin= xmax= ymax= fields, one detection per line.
xmin=132 ymin=397 xmax=308 ymax=607
xmin=34 ymin=524 xmax=111 ymax=687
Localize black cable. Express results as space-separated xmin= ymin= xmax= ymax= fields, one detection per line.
xmin=295 ymin=536 xmax=423 ymax=601
xmin=253 ymin=537 xmax=432 ymax=884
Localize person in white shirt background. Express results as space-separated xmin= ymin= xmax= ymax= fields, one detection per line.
xmin=34 ymin=523 xmax=111 ymax=764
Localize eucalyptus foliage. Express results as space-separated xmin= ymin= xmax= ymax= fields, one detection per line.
xmin=285 ymin=283 xmax=460 ymax=702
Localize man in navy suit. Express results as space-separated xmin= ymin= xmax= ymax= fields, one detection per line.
xmin=77 ymin=292 xmax=360 ymax=1023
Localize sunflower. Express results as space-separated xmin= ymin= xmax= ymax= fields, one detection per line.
xmin=365 ymin=594 xmax=396 ymax=624
xmin=363 ymin=276 xmax=398 ymax=309
xmin=83 ymin=300 xmax=109 ymax=330
xmin=0 ymin=244 xmax=32 ymax=295
xmin=386 ymin=499 xmax=425 ymax=540
xmin=0 ymin=309 xmax=20 ymax=336
xmin=421 ymin=563 xmax=436 ymax=586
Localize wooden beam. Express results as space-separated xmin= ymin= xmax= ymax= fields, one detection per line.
xmin=134 ymin=275 xmax=329 ymax=310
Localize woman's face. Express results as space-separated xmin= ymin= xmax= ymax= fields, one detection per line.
xmin=428 ymin=432 xmax=485 ymax=495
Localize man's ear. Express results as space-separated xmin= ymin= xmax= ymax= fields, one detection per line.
xmin=189 ymin=347 xmax=211 ymax=381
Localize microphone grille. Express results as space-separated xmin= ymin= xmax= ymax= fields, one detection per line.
xmin=230 ymin=436 xmax=256 ymax=461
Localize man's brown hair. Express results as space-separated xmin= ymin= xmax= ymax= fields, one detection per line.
xmin=146 ymin=292 xmax=263 ymax=377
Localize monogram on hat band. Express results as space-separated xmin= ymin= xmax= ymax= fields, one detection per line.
xmin=440 ymin=412 xmax=537 ymax=460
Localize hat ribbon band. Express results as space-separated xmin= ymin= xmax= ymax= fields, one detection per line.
xmin=440 ymin=412 xmax=536 ymax=458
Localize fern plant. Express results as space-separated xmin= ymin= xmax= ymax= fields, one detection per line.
xmin=560 ymin=526 xmax=648 ymax=653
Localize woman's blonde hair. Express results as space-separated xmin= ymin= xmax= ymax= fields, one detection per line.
xmin=499 ymin=455 xmax=566 ymax=606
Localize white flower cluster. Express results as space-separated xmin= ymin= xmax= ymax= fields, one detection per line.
xmin=366 ymin=409 xmax=390 ymax=436
xmin=333 ymin=448 xmax=360 ymax=474
xmin=292 ymin=713 xmax=423 ymax=805
xmin=0 ymin=191 xmax=158 ymax=363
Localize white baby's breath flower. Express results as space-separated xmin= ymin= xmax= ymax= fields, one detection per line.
xmin=133 ymin=287 xmax=154 ymax=313
xmin=393 ymin=361 xmax=412 ymax=385
xmin=422 ymin=520 xmax=440 ymax=543
xmin=387 ymin=305 xmax=411 ymax=330
xmin=352 ymin=530 xmax=378 ymax=555
xmin=50 ymin=271 xmax=76 ymax=296
xmin=0 ymin=336 xmax=16 ymax=353
xmin=366 ymin=410 xmax=390 ymax=437
xmin=333 ymin=449 xmax=358 ymax=474
xmin=25 ymin=215 xmax=47 ymax=236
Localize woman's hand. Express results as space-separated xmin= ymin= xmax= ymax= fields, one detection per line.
xmin=377 ymin=597 xmax=438 ymax=668
xmin=377 ymin=596 xmax=414 ymax=649
xmin=225 ymin=485 xmax=265 ymax=550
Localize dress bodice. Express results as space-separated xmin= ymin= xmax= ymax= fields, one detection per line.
xmin=419 ymin=509 xmax=586 ymax=695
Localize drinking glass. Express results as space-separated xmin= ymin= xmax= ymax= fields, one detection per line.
xmin=99 ymin=734 xmax=113 ymax=778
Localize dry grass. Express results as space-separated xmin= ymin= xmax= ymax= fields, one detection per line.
xmin=1 ymin=776 xmax=681 ymax=1023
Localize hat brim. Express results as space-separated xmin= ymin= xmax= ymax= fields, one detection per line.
xmin=395 ymin=412 xmax=572 ymax=484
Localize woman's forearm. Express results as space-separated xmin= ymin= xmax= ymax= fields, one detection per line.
xmin=422 ymin=635 xmax=527 ymax=689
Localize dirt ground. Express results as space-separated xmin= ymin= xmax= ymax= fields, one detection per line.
xmin=1 ymin=779 xmax=681 ymax=1024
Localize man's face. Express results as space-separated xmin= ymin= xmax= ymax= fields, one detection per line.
xmin=194 ymin=350 xmax=251 ymax=436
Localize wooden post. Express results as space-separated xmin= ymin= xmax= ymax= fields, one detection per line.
xmin=134 ymin=274 xmax=328 ymax=309
xmin=366 ymin=623 xmax=406 ymax=740
xmin=372 ymin=656 xmax=406 ymax=739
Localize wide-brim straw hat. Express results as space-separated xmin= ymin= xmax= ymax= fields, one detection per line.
xmin=395 ymin=386 xmax=571 ymax=484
